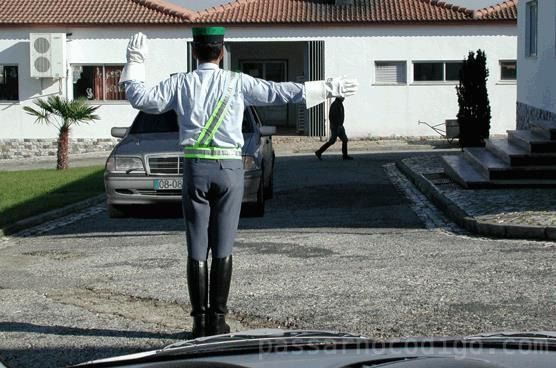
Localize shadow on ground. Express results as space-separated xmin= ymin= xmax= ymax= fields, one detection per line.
xmin=13 ymin=151 xmax=454 ymax=238
xmin=0 ymin=322 xmax=188 ymax=368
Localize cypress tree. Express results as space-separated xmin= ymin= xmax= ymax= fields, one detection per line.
xmin=456 ymin=50 xmax=492 ymax=148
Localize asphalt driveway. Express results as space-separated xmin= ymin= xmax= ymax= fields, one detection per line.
xmin=1 ymin=151 xmax=555 ymax=368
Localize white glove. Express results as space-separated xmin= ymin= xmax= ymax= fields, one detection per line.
xmin=119 ymin=32 xmax=148 ymax=84
xmin=325 ymin=77 xmax=358 ymax=98
xmin=305 ymin=77 xmax=359 ymax=109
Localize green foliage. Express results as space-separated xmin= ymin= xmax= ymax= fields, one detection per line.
xmin=23 ymin=96 xmax=100 ymax=169
xmin=23 ymin=96 xmax=100 ymax=130
xmin=456 ymin=50 xmax=492 ymax=148
xmin=0 ymin=166 xmax=104 ymax=229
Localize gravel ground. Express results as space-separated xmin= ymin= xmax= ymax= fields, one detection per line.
xmin=0 ymin=151 xmax=555 ymax=368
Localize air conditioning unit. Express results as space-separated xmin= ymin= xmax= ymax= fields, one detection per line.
xmin=30 ymin=33 xmax=66 ymax=78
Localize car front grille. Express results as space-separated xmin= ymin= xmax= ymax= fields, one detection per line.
xmin=148 ymin=156 xmax=183 ymax=175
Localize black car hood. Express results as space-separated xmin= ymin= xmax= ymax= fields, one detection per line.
xmin=114 ymin=132 xmax=251 ymax=156
xmin=72 ymin=329 xmax=556 ymax=367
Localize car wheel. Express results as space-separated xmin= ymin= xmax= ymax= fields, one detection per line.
xmin=242 ymin=176 xmax=265 ymax=217
xmin=107 ymin=203 xmax=128 ymax=218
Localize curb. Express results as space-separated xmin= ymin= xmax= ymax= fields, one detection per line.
xmin=0 ymin=194 xmax=106 ymax=237
xmin=396 ymin=160 xmax=556 ymax=241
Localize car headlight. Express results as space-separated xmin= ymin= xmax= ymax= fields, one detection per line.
xmin=106 ymin=156 xmax=145 ymax=173
xmin=242 ymin=155 xmax=260 ymax=171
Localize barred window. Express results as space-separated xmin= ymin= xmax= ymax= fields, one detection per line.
xmin=375 ymin=62 xmax=407 ymax=84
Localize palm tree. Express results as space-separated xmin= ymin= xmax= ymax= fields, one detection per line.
xmin=24 ymin=96 xmax=100 ymax=170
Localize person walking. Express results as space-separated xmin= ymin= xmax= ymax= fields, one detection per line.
xmin=119 ymin=28 xmax=358 ymax=338
xmin=315 ymin=97 xmax=353 ymax=160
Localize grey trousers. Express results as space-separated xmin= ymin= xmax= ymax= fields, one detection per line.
xmin=182 ymin=158 xmax=244 ymax=261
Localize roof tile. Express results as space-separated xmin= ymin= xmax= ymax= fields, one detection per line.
xmin=473 ymin=0 xmax=518 ymax=20
xmin=195 ymin=0 xmax=516 ymax=24
xmin=0 ymin=0 xmax=517 ymax=26
xmin=0 ymin=0 xmax=194 ymax=25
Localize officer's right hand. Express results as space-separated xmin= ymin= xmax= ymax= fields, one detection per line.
xmin=126 ymin=32 xmax=148 ymax=64
xmin=120 ymin=33 xmax=148 ymax=84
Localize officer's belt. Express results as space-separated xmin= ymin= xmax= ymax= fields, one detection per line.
xmin=184 ymin=146 xmax=241 ymax=160
xmin=186 ymin=72 xmax=241 ymax=160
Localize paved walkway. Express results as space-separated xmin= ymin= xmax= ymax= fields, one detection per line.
xmin=398 ymin=154 xmax=556 ymax=240
xmin=2 ymin=137 xmax=555 ymax=240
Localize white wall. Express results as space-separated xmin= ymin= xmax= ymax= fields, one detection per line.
xmin=0 ymin=27 xmax=189 ymax=139
xmin=0 ymin=24 xmax=517 ymax=139
xmin=517 ymin=0 xmax=556 ymax=116
xmin=224 ymin=25 xmax=517 ymax=138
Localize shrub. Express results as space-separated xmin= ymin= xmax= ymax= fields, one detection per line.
xmin=456 ymin=50 xmax=492 ymax=148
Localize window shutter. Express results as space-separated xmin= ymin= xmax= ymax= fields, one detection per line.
xmin=375 ymin=62 xmax=406 ymax=84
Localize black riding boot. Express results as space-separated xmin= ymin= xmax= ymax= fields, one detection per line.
xmin=187 ymin=257 xmax=208 ymax=338
xmin=208 ymin=255 xmax=233 ymax=335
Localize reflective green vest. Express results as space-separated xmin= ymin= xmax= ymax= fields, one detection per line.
xmin=184 ymin=72 xmax=242 ymax=160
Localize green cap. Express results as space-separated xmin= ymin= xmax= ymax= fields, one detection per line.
xmin=192 ymin=26 xmax=225 ymax=44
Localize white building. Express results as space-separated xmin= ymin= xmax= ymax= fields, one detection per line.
xmin=516 ymin=0 xmax=556 ymax=128
xmin=0 ymin=0 xmax=518 ymax=158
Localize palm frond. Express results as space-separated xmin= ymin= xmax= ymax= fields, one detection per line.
xmin=24 ymin=101 xmax=54 ymax=126
xmin=24 ymin=96 xmax=100 ymax=129
xmin=65 ymin=98 xmax=101 ymax=127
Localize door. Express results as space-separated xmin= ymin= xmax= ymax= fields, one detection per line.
xmin=240 ymin=60 xmax=288 ymax=126
xmin=304 ymin=41 xmax=326 ymax=137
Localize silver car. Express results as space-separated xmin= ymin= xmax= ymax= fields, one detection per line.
xmin=104 ymin=106 xmax=275 ymax=218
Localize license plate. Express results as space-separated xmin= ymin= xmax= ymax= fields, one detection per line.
xmin=154 ymin=178 xmax=182 ymax=191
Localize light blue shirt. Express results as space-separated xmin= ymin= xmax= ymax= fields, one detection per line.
xmin=125 ymin=63 xmax=305 ymax=148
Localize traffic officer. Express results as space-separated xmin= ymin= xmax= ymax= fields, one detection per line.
xmin=119 ymin=27 xmax=358 ymax=338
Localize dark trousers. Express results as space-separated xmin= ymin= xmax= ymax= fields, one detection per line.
xmin=316 ymin=125 xmax=348 ymax=157
xmin=181 ymin=158 xmax=244 ymax=261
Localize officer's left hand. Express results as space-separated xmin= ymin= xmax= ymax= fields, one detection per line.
xmin=126 ymin=32 xmax=149 ymax=64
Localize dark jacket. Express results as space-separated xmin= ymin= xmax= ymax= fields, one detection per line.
xmin=329 ymin=99 xmax=345 ymax=130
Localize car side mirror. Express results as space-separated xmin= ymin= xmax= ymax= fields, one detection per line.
xmin=260 ymin=126 xmax=276 ymax=137
xmin=111 ymin=127 xmax=128 ymax=138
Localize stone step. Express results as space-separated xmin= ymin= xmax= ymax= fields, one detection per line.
xmin=441 ymin=154 xmax=490 ymax=188
xmin=530 ymin=119 xmax=556 ymax=140
xmin=465 ymin=146 xmax=556 ymax=180
xmin=464 ymin=147 xmax=508 ymax=178
xmin=507 ymin=130 xmax=556 ymax=153
xmin=442 ymin=154 xmax=556 ymax=188
xmin=486 ymin=138 xmax=556 ymax=166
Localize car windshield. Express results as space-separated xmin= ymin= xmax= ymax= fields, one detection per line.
xmin=128 ymin=110 xmax=178 ymax=134
xmin=128 ymin=109 xmax=254 ymax=134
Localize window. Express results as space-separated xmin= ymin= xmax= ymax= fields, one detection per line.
xmin=72 ymin=65 xmax=125 ymax=101
xmin=445 ymin=62 xmax=463 ymax=81
xmin=500 ymin=61 xmax=517 ymax=80
xmin=375 ymin=62 xmax=407 ymax=84
xmin=413 ymin=62 xmax=463 ymax=82
xmin=240 ymin=61 xmax=287 ymax=82
xmin=526 ymin=0 xmax=538 ymax=57
xmin=0 ymin=65 xmax=19 ymax=101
